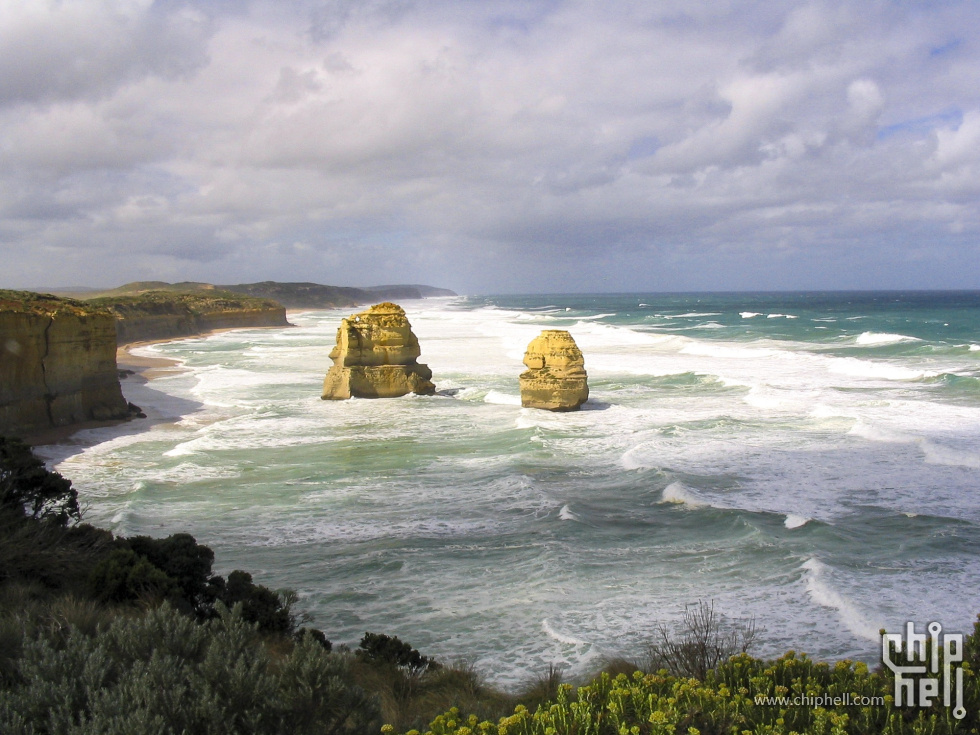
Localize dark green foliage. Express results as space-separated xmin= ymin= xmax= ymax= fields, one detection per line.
xmin=0 ymin=436 xmax=79 ymax=525
xmin=0 ymin=603 xmax=380 ymax=735
xmin=126 ymin=533 xmax=215 ymax=610
xmin=0 ymin=517 xmax=112 ymax=591
xmin=82 ymin=532 xmax=299 ymax=635
xmin=212 ymin=569 xmax=298 ymax=635
xmin=87 ymin=548 xmax=176 ymax=604
xmin=296 ymin=626 xmax=332 ymax=652
xmin=358 ymin=632 xmax=440 ymax=673
xmin=965 ymin=614 xmax=980 ymax=674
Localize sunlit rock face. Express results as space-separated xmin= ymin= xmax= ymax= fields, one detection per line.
xmin=519 ymin=330 xmax=588 ymax=411
xmin=321 ymin=302 xmax=435 ymax=400
xmin=0 ymin=293 xmax=131 ymax=436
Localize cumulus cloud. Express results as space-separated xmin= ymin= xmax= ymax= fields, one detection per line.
xmin=1 ymin=0 xmax=979 ymax=292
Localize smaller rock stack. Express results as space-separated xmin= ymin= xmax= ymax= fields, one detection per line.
xmin=321 ymin=302 xmax=435 ymax=400
xmin=519 ymin=330 xmax=589 ymax=411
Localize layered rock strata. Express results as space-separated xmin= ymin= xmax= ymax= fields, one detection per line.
xmin=93 ymin=292 xmax=288 ymax=344
xmin=1 ymin=291 xmax=132 ymax=437
xmin=519 ymin=330 xmax=589 ymax=411
xmin=321 ymin=303 xmax=435 ymax=399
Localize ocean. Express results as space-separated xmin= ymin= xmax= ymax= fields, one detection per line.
xmin=40 ymin=291 xmax=980 ymax=685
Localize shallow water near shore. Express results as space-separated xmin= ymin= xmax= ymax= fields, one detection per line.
xmin=41 ymin=292 xmax=980 ymax=685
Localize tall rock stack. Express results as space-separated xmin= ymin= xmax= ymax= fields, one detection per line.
xmin=519 ymin=330 xmax=589 ymax=411
xmin=321 ymin=302 xmax=436 ymax=400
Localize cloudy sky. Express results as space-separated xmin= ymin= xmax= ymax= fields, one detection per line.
xmin=1 ymin=0 xmax=979 ymax=294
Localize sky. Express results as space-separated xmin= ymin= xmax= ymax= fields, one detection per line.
xmin=1 ymin=0 xmax=979 ymax=294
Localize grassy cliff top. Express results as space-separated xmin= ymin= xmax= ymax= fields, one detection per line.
xmin=47 ymin=280 xmax=457 ymax=308
xmin=86 ymin=290 xmax=282 ymax=318
xmin=0 ymin=289 xmax=110 ymax=317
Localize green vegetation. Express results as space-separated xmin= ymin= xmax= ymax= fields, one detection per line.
xmin=53 ymin=280 xmax=456 ymax=308
xmin=87 ymin=290 xmax=282 ymax=319
xmin=82 ymin=290 xmax=287 ymax=343
xmin=2 ymin=436 xmax=979 ymax=734
xmin=0 ymin=289 xmax=104 ymax=317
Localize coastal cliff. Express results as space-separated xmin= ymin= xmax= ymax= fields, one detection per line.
xmin=88 ymin=291 xmax=289 ymax=344
xmin=0 ymin=291 xmax=132 ymax=437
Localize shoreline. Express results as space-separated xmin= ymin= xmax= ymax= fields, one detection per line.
xmin=118 ymin=319 xmax=305 ymax=380
xmin=29 ymin=323 xmax=296 ymax=448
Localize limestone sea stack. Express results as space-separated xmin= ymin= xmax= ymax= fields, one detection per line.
xmin=321 ymin=302 xmax=435 ymax=400
xmin=519 ymin=330 xmax=589 ymax=411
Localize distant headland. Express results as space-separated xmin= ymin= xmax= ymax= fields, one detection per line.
xmin=48 ymin=280 xmax=458 ymax=310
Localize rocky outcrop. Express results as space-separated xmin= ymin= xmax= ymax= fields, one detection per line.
xmin=322 ymin=303 xmax=435 ymax=400
xmin=519 ymin=330 xmax=589 ymax=411
xmin=1 ymin=291 xmax=132 ymax=437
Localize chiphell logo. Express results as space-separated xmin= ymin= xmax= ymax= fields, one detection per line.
xmin=882 ymin=622 xmax=965 ymax=720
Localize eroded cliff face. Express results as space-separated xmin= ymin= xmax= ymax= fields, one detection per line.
xmin=1 ymin=292 xmax=131 ymax=437
xmin=519 ymin=330 xmax=589 ymax=411
xmin=322 ymin=302 xmax=435 ymax=399
xmin=100 ymin=293 xmax=289 ymax=344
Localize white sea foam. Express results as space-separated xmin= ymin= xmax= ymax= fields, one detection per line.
xmin=848 ymin=421 xmax=980 ymax=468
xmin=559 ymin=505 xmax=581 ymax=521
xmin=743 ymin=386 xmax=792 ymax=410
xmin=660 ymin=482 xmax=705 ymax=507
xmin=802 ymin=559 xmax=879 ymax=641
xmin=673 ymin=312 xmax=722 ymax=318
xmin=484 ymin=390 xmax=522 ymax=406
xmin=767 ymin=313 xmax=798 ymax=319
xmin=828 ymin=357 xmax=932 ymax=381
xmin=571 ymin=320 xmax=681 ymax=347
xmin=740 ymin=312 xmax=761 ymax=318
xmin=855 ymin=332 xmax=921 ymax=346
xmin=970 ymin=344 xmax=980 ymax=352
xmin=620 ymin=444 xmax=650 ymax=471
xmin=808 ymin=404 xmax=856 ymax=420
xmin=542 ymin=619 xmax=588 ymax=646
xmin=784 ymin=514 xmax=810 ymax=529
xmin=921 ymin=442 xmax=980 ymax=469
xmin=680 ymin=342 xmax=781 ymax=359
xmin=848 ymin=420 xmax=912 ymax=444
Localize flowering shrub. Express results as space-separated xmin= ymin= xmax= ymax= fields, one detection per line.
xmin=395 ymin=648 xmax=980 ymax=735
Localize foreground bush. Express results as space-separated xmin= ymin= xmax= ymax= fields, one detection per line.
xmin=0 ymin=602 xmax=379 ymax=735
xmin=397 ymin=648 xmax=980 ymax=735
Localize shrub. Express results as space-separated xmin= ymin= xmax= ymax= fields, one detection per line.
xmin=87 ymin=548 xmax=177 ymax=604
xmin=295 ymin=626 xmax=332 ymax=651
xmin=358 ymin=632 xmax=440 ymax=674
xmin=0 ymin=436 xmax=78 ymax=525
xmin=0 ymin=603 xmax=379 ymax=735
xmin=644 ymin=598 xmax=757 ymax=679
xmin=212 ymin=569 xmax=299 ymax=635
xmin=125 ymin=533 xmax=215 ymax=611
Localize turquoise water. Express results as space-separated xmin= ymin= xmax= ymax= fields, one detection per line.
xmin=43 ymin=292 xmax=980 ymax=684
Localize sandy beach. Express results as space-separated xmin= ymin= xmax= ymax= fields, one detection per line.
xmin=117 ymin=341 xmax=183 ymax=381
